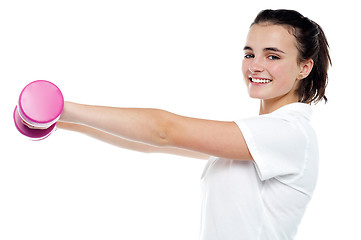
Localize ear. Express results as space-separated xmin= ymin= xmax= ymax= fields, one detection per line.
xmin=298 ymin=59 xmax=314 ymax=80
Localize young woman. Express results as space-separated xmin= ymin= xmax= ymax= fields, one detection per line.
xmin=58 ymin=9 xmax=331 ymax=240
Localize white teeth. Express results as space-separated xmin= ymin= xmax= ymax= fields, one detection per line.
xmin=251 ymin=78 xmax=271 ymax=83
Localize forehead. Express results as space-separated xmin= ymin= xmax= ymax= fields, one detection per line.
xmin=245 ymin=24 xmax=298 ymax=53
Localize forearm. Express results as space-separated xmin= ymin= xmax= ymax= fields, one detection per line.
xmin=56 ymin=121 xmax=209 ymax=159
xmin=59 ymin=102 xmax=170 ymax=146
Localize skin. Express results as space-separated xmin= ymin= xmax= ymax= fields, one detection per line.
xmin=57 ymin=23 xmax=314 ymax=161
xmin=242 ymin=23 xmax=313 ymax=114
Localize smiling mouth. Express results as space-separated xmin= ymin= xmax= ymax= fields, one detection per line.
xmin=249 ymin=77 xmax=272 ymax=84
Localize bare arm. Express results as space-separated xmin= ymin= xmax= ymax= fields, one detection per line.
xmin=57 ymin=121 xmax=209 ymax=159
xmin=59 ymin=102 xmax=253 ymax=161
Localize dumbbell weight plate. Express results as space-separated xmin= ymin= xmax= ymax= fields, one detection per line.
xmin=13 ymin=106 xmax=56 ymax=140
xmin=14 ymin=80 xmax=64 ymax=140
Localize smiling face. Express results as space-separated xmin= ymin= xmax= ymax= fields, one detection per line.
xmin=242 ymin=23 xmax=312 ymax=108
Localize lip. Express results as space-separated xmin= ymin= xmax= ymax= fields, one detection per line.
xmin=248 ymin=76 xmax=272 ymax=85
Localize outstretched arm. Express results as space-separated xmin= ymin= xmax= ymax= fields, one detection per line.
xmin=57 ymin=121 xmax=209 ymax=159
xmin=58 ymin=102 xmax=253 ymax=161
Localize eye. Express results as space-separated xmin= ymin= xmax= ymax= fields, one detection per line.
xmin=267 ymin=55 xmax=280 ymax=60
xmin=244 ymin=54 xmax=254 ymax=59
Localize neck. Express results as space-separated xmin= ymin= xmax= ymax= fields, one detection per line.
xmin=259 ymin=95 xmax=298 ymax=115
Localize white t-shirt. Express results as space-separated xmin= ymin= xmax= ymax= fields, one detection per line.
xmin=200 ymin=103 xmax=319 ymax=240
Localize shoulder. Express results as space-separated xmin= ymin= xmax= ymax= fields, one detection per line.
xmin=236 ymin=113 xmax=308 ymax=144
xmin=237 ymin=102 xmax=315 ymax=140
xmin=234 ymin=104 xmax=318 ymax=180
xmin=235 ymin=103 xmax=317 ymax=164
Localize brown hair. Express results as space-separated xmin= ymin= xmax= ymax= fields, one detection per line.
xmin=252 ymin=9 xmax=331 ymax=104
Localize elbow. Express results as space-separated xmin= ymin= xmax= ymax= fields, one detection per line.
xmin=152 ymin=109 xmax=175 ymax=147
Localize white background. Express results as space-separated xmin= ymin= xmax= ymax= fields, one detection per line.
xmin=1 ymin=0 xmax=359 ymax=239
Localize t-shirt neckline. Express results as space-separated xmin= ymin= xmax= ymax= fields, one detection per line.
xmin=269 ymin=102 xmax=312 ymax=120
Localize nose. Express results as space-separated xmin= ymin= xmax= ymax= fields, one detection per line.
xmin=248 ymin=58 xmax=264 ymax=73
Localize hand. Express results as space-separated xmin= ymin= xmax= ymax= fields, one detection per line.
xmin=21 ymin=120 xmax=49 ymax=130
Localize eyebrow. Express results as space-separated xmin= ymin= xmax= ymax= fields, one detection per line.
xmin=243 ymin=46 xmax=286 ymax=54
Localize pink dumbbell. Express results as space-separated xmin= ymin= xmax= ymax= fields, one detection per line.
xmin=13 ymin=80 xmax=64 ymax=140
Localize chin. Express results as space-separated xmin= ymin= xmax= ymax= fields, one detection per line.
xmin=247 ymin=90 xmax=270 ymax=100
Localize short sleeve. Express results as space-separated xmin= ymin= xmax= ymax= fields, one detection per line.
xmin=235 ymin=116 xmax=307 ymax=181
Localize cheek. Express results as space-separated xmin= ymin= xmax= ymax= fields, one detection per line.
xmin=241 ymin=59 xmax=248 ymax=74
xmin=241 ymin=59 xmax=250 ymax=81
xmin=267 ymin=65 xmax=299 ymax=98
xmin=270 ymin=63 xmax=298 ymax=85
xmin=268 ymin=63 xmax=284 ymax=77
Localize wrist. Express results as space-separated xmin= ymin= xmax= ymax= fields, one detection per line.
xmin=59 ymin=101 xmax=77 ymax=123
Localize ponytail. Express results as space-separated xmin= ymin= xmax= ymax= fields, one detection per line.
xmin=297 ymin=22 xmax=331 ymax=103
